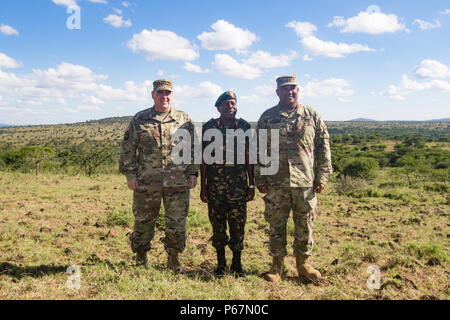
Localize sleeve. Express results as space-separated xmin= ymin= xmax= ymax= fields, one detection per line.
xmin=255 ymin=115 xmax=267 ymax=186
xmin=187 ymin=117 xmax=199 ymax=176
xmin=118 ymin=118 xmax=139 ymax=181
xmin=314 ymin=116 xmax=333 ymax=185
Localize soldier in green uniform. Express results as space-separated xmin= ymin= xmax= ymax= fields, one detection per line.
xmin=119 ymin=79 xmax=198 ymax=273
xmin=256 ymin=75 xmax=332 ymax=284
xmin=200 ymin=91 xmax=255 ymax=277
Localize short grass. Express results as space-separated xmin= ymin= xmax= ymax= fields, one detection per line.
xmin=0 ymin=171 xmax=448 ymax=300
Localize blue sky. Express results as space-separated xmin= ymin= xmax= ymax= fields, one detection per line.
xmin=0 ymin=0 xmax=449 ymax=125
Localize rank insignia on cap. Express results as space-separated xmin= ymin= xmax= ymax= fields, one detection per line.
xmin=215 ymin=91 xmax=237 ymax=107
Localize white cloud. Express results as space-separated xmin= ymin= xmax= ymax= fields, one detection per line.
xmin=439 ymin=9 xmax=450 ymax=15
xmin=0 ymin=61 xmax=155 ymax=109
xmin=287 ymin=21 xmax=375 ymax=59
xmin=301 ymin=36 xmax=375 ymax=58
xmin=213 ymin=54 xmax=262 ymax=79
xmin=301 ymin=78 xmax=355 ymax=98
xmin=255 ymin=84 xmax=276 ymax=96
xmin=0 ymin=53 xmax=22 ymax=69
xmin=183 ymin=62 xmax=211 ymax=74
xmin=112 ymin=8 xmax=123 ymax=15
xmin=415 ymin=60 xmax=450 ymax=79
xmin=243 ymin=50 xmax=298 ymax=69
xmin=52 ymin=0 xmax=107 ymax=6
xmin=52 ymin=0 xmax=79 ymax=8
xmin=413 ymin=19 xmax=441 ymax=30
xmin=328 ymin=10 xmax=408 ymax=34
xmin=122 ymin=1 xmax=131 ymax=7
xmin=286 ymin=21 xmax=317 ymax=38
xmin=174 ymin=81 xmax=223 ymax=101
xmin=198 ymin=20 xmax=257 ymax=52
xmin=240 ymin=84 xmax=276 ymax=103
xmin=103 ymin=14 xmax=131 ymax=28
xmin=387 ymin=75 xmax=450 ymax=100
xmin=82 ymin=95 xmax=104 ymax=105
xmin=127 ymin=29 xmax=199 ymax=61
xmin=0 ymin=24 xmax=19 ymax=36
xmin=29 ymin=62 xmax=108 ymax=90
xmin=76 ymin=104 xmax=101 ymax=111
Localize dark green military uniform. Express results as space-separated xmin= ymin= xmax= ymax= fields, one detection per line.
xmin=202 ymin=118 xmax=251 ymax=252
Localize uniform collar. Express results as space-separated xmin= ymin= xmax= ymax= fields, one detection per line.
xmin=217 ymin=117 xmax=239 ymax=129
xmin=148 ymin=106 xmax=176 ymax=122
xmin=277 ymin=102 xmax=303 ymax=117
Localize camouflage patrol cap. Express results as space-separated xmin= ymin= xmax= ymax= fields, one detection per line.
xmin=215 ymin=91 xmax=237 ymax=107
xmin=153 ymin=79 xmax=173 ymax=92
xmin=276 ymin=75 xmax=298 ymax=88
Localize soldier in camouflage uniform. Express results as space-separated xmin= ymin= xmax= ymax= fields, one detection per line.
xmin=200 ymin=91 xmax=255 ymax=277
xmin=119 ymin=79 xmax=198 ymax=273
xmin=256 ymin=75 xmax=332 ymax=284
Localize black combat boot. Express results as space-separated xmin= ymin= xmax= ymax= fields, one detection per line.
xmin=230 ymin=251 xmax=246 ymax=278
xmin=136 ymin=249 xmax=148 ymax=267
xmin=213 ymin=248 xmax=226 ymax=277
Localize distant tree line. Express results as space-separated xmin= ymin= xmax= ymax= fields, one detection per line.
xmin=0 ymin=140 xmax=119 ymax=176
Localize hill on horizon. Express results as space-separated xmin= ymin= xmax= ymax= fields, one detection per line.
xmin=1 ymin=116 xmax=450 ymax=128
xmin=347 ymin=118 xmax=377 ymax=122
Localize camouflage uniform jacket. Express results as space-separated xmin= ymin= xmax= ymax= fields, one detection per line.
xmin=202 ymin=118 xmax=251 ymax=186
xmin=119 ymin=106 xmax=198 ymax=187
xmin=256 ymin=103 xmax=332 ymax=187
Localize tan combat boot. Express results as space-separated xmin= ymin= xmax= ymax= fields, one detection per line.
xmin=168 ymin=252 xmax=184 ymax=274
xmin=296 ymin=254 xmax=322 ymax=285
xmin=264 ymin=256 xmax=284 ymax=283
xmin=136 ymin=250 xmax=148 ymax=267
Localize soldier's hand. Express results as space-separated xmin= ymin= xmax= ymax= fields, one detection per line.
xmin=246 ymin=187 xmax=255 ymax=202
xmin=257 ymin=185 xmax=267 ymax=194
xmin=200 ymin=187 xmax=208 ymax=203
xmin=127 ymin=178 xmax=138 ymax=191
xmin=313 ymin=182 xmax=325 ymax=193
xmin=189 ymin=175 xmax=198 ymax=189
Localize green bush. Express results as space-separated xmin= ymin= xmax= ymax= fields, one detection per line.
xmin=343 ymin=157 xmax=379 ymax=180
xmin=383 ymin=191 xmax=412 ymax=202
xmin=334 ymin=176 xmax=368 ymax=195
xmin=378 ymin=181 xmax=407 ymax=189
xmin=424 ymin=182 xmax=449 ymax=193
xmin=347 ymin=187 xmax=382 ymax=198
xmin=187 ymin=209 xmax=210 ymax=229
xmin=106 ymin=209 xmax=133 ymax=227
xmin=405 ymin=242 xmax=448 ymax=262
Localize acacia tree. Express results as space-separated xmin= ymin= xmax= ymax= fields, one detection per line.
xmin=70 ymin=141 xmax=117 ymax=176
xmin=22 ymin=146 xmax=55 ymax=175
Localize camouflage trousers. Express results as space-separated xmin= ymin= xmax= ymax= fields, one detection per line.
xmin=263 ymin=187 xmax=317 ymax=257
xmin=130 ymin=186 xmax=190 ymax=255
xmin=207 ymin=183 xmax=247 ymax=252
